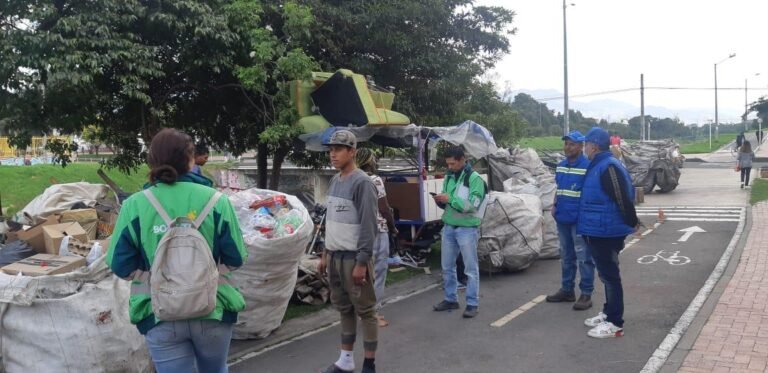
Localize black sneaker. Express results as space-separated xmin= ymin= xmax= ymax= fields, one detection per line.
xmin=572 ymin=295 xmax=593 ymax=310
xmin=320 ymin=364 xmax=353 ymax=373
xmin=463 ymin=305 xmax=479 ymax=318
xmin=361 ymin=364 xmax=376 ymax=373
xmin=433 ymin=300 xmax=460 ymax=312
xmin=545 ymin=290 xmax=576 ymax=303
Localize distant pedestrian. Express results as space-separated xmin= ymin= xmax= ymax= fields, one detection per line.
xmin=737 ymin=140 xmax=755 ymax=189
xmin=546 ymin=131 xmax=595 ymax=311
xmin=318 ymin=130 xmax=380 ymax=373
xmin=355 ymin=147 xmax=399 ymax=328
xmin=579 ymin=127 xmax=639 ymax=339
xmin=107 ymin=128 xmax=247 ymax=372
xmin=736 ymin=131 xmax=745 ymax=149
xmin=432 ymin=147 xmax=488 ymax=319
xmin=191 ymin=143 xmax=209 ymax=176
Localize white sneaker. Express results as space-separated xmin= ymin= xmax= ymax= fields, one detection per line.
xmin=584 ymin=312 xmax=607 ymax=327
xmin=587 ymin=321 xmax=624 ymax=339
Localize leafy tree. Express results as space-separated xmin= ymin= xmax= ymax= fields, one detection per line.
xmin=455 ymin=82 xmax=525 ymax=147
xmin=80 ymin=125 xmax=104 ymax=155
xmin=510 ymin=93 xmax=558 ymax=136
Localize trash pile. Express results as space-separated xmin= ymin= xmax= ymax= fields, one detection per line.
xmin=0 ymin=182 xmax=151 ymax=372
xmin=620 ymin=140 xmax=681 ymax=194
xmin=485 ymin=147 xmax=560 ymax=265
xmin=477 ymin=193 xmax=543 ymax=273
xmin=228 ymin=189 xmax=313 ymax=339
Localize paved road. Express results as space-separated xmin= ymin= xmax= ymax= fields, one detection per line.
xmin=231 ymin=202 xmax=744 ymax=373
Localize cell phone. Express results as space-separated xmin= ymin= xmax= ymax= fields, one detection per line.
xmin=429 ymin=192 xmax=437 ymax=196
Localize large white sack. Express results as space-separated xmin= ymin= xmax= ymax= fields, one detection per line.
xmin=17 ymin=182 xmax=109 ymax=224
xmin=540 ymin=212 xmax=561 ymax=259
xmin=0 ymin=257 xmax=151 ymax=373
xmin=228 ymin=189 xmax=313 ymax=340
xmin=478 ymin=193 xmax=543 ymax=272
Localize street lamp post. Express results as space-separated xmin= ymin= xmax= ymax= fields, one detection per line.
xmin=714 ymin=53 xmax=736 ymax=144
xmin=563 ymin=1 xmax=574 ymax=136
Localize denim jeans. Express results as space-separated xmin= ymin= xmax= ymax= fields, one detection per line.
xmin=557 ymin=223 xmax=595 ymax=296
xmin=145 ymin=320 xmax=234 ymax=373
xmin=441 ymin=225 xmax=480 ymax=306
xmin=585 ymin=236 xmax=625 ymax=327
xmin=741 ymin=167 xmax=752 ymax=186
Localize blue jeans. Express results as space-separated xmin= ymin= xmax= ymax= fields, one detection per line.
xmin=557 ymin=223 xmax=595 ymax=296
xmin=585 ymin=236 xmax=625 ymax=327
xmin=145 ymin=320 xmax=234 ymax=373
xmin=441 ymin=225 xmax=480 ymax=307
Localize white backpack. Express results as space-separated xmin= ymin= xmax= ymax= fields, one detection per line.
xmin=143 ymin=189 xmax=223 ymax=321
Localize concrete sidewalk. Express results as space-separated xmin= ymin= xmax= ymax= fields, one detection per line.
xmin=678 ymin=202 xmax=768 ymax=373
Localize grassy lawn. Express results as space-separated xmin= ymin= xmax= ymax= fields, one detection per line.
xmin=517 ymin=136 xmax=563 ymax=151
xmin=0 ymin=163 xmax=149 ymax=215
xmin=750 ymin=179 xmax=768 ymax=205
xmin=679 ymin=134 xmax=737 ymax=154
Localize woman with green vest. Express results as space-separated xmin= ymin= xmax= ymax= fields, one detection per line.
xmin=107 ymin=128 xmax=247 ymax=373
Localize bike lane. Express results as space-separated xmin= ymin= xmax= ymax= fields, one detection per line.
xmin=230 ymin=207 xmax=743 ymax=373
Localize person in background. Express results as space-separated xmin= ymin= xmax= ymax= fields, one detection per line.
xmin=432 ymin=147 xmax=487 ymax=319
xmin=736 ymin=131 xmax=745 ymax=149
xmin=317 ymin=130 xmax=380 ymax=373
xmin=107 ymin=128 xmax=247 ymax=372
xmin=355 ymin=147 xmax=398 ymax=327
xmin=191 ymin=143 xmax=209 ymax=176
xmin=738 ymin=140 xmax=755 ymax=189
xmin=546 ymin=131 xmax=595 ymax=311
xmin=579 ymin=127 xmax=639 ymax=339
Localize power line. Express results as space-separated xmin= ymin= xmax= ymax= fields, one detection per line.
xmin=534 ymin=86 xmax=768 ymax=101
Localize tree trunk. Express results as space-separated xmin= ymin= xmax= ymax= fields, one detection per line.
xmin=257 ymin=143 xmax=268 ymax=189
xmin=269 ymin=146 xmax=289 ymax=191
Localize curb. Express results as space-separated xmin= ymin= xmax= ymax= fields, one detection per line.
xmin=227 ymin=271 xmax=441 ymax=366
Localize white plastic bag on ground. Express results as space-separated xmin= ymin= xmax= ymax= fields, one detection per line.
xmin=228 ymin=189 xmax=313 ymax=340
xmin=477 ymin=193 xmax=543 ymax=272
xmin=540 ymin=212 xmax=560 ymax=259
xmin=0 ymin=256 xmax=151 ymax=372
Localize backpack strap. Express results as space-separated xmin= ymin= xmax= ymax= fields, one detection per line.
xmin=193 ymin=192 xmax=223 ymax=229
xmin=143 ymin=189 xmax=173 ymax=226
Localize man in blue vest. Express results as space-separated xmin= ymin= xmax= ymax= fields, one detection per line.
xmin=546 ymin=131 xmax=595 ymax=311
xmin=578 ymin=127 xmax=639 ymax=339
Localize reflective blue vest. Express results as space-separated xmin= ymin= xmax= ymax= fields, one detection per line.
xmin=553 ymin=155 xmax=589 ymax=225
xmin=577 ymin=152 xmax=635 ymax=238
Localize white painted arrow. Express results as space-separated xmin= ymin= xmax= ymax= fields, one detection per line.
xmin=678 ymin=226 xmax=706 ymax=242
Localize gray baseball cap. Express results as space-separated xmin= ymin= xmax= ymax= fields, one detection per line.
xmin=322 ymin=129 xmax=357 ymax=149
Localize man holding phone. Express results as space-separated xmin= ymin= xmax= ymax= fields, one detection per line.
xmin=432 ymin=147 xmax=487 ymax=318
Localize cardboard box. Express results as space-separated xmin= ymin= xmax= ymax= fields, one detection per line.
xmin=1 ymin=254 xmax=86 ymax=277
xmin=384 ymin=182 xmax=421 ymax=221
xmin=42 ymin=222 xmax=89 ymax=255
xmin=60 ymin=208 xmax=99 ymax=240
xmin=5 ymin=215 xmax=60 ymax=253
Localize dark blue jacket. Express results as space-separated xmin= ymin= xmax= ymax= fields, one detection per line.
xmin=577 ymin=152 xmax=635 ymax=238
xmin=554 ymin=154 xmax=590 ymax=225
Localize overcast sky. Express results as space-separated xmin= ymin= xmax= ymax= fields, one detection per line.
xmin=478 ymin=0 xmax=768 ymax=124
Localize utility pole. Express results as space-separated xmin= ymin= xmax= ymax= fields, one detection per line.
xmin=714 ymin=63 xmax=719 ymax=140
xmin=562 ymin=0 xmax=570 ymax=136
xmin=640 ymin=73 xmax=645 ymax=141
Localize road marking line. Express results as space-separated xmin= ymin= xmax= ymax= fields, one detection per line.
xmin=490 ymin=295 xmax=546 ymax=328
xmin=636 ymin=209 xmax=742 ymax=213
xmin=662 ymin=217 xmax=739 ymax=222
xmin=622 ymin=222 xmax=661 ymax=253
xmin=637 ymin=213 xmax=740 ymax=218
xmin=640 ymin=207 xmax=746 ymax=373
xmin=227 ymin=282 xmax=441 ymax=367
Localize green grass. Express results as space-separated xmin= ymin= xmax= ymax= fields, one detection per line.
xmin=0 ymin=163 xmax=149 ymax=215
xmin=517 ymin=136 xmax=564 ymax=151
xmin=750 ymin=179 xmax=768 ymax=205
xmin=679 ymin=134 xmax=737 ymax=154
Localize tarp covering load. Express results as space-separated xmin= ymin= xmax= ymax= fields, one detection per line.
xmin=15 ymin=183 xmax=110 ymax=225
xmin=299 ymin=121 xmax=498 ymax=160
xmin=0 ymin=256 xmax=152 ymax=372
xmin=477 ymin=193 xmax=543 ymax=272
xmin=488 ymin=148 xmax=559 ymax=259
xmin=620 ymin=140 xmax=681 ymax=193
xmin=228 ymin=189 xmax=313 ymax=340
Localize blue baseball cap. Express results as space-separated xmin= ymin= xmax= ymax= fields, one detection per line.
xmin=562 ymin=130 xmax=586 ymax=143
xmin=585 ymin=127 xmax=610 ymax=149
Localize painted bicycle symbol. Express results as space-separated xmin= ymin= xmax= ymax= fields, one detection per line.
xmin=637 ymin=250 xmax=691 ymax=265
